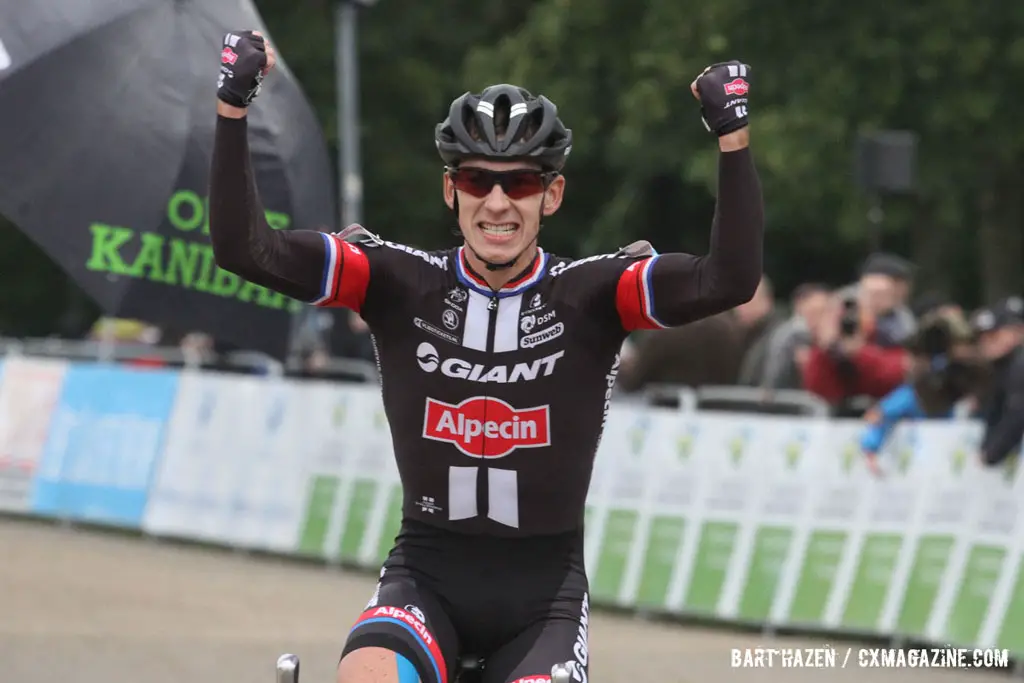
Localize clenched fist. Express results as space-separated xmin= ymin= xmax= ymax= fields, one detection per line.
xmin=217 ymin=30 xmax=277 ymax=108
xmin=690 ymin=61 xmax=751 ymax=137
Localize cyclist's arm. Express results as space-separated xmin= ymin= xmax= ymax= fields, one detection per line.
xmin=616 ymin=147 xmax=763 ymax=330
xmin=208 ymin=115 xmax=371 ymax=311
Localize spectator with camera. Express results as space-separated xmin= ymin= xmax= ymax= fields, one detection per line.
xmin=973 ymin=297 xmax=1024 ymax=466
xmin=860 ymin=306 xmax=988 ymax=475
xmin=802 ymin=286 xmax=910 ymax=411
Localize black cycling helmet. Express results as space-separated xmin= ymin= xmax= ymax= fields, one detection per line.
xmin=435 ymin=84 xmax=573 ymax=172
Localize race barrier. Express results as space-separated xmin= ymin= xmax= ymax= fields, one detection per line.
xmin=2 ymin=355 xmax=1024 ymax=655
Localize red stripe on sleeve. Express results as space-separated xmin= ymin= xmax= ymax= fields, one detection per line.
xmin=616 ymin=259 xmax=658 ymax=331
xmin=324 ymin=234 xmax=370 ymax=311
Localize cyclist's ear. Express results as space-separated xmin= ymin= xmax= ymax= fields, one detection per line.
xmin=542 ymin=174 xmax=566 ymax=216
xmin=443 ymin=171 xmax=456 ymax=210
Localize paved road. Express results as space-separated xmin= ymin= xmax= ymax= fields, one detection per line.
xmin=0 ymin=519 xmax=1006 ymax=683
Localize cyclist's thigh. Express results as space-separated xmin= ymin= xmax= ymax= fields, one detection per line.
xmin=340 ymin=576 xmax=459 ymax=683
xmin=480 ymin=614 xmax=589 ymax=683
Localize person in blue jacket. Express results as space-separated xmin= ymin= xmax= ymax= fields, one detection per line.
xmin=861 ymin=305 xmax=987 ymax=475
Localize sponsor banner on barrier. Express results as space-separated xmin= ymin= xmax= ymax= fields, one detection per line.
xmin=144 ymin=372 xmax=306 ymax=552
xmin=30 ymin=363 xmax=179 ymax=527
xmin=293 ymin=382 xmax=400 ymax=566
xmin=0 ymin=357 xmax=68 ymax=512
xmin=145 ymin=374 xmax=399 ymax=557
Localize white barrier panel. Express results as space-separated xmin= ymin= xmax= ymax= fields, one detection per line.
xmin=143 ymin=371 xmax=402 ymax=561
xmin=0 ymin=357 xmax=68 ymax=512
xmin=143 ymin=371 xmax=314 ymax=552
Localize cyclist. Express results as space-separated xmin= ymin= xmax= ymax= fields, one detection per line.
xmin=211 ymin=30 xmax=763 ymax=683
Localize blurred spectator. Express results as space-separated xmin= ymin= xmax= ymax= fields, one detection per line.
xmin=735 ymin=275 xmax=786 ymax=385
xmin=88 ymin=317 xmax=166 ymax=368
xmin=331 ymin=310 xmax=376 ymax=363
xmin=801 ymin=288 xmax=910 ymax=409
xmin=974 ymin=297 xmax=1024 ymax=466
xmin=88 ymin=317 xmax=161 ymax=345
xmin=616 ymin=312 xmax=744 ymax=394
xmin=748 ymin=282 xmax=830 ymax=392
xmin=860 ymin=307 xmax=987 ymax=475
xmin=854 ymin=252 xmax=917 ymax=347
xmin=911 ymin=290 xmax=961 ymax=320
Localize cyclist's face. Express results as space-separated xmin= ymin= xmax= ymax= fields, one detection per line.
xmin=444 ymin=159 xmax=565 ymax=266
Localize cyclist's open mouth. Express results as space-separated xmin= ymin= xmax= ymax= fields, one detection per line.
xmin=478 ymin=222 xmax=520 ymax=244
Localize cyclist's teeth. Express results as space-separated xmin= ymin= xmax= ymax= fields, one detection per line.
xmin=481 ymin=224 xmax=517 ymax=235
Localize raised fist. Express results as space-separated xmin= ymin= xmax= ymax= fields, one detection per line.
xmin=217 ymin=30 xmax=276 ymax=108
xmin=690 ymin=61 xmax=751 ymax=136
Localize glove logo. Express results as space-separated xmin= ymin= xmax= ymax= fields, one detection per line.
xmin=221 ymin=47 xmax=238 ymax=65
xmin=723 ymin=78 xmax=749 ymax=96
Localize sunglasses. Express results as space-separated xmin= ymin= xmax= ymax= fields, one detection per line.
xmin=448 ymin=167 xmax=556 ymax=200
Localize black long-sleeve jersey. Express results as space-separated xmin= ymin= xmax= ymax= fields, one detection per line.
xmin=209 ymin=115 xmax=764 ymax=537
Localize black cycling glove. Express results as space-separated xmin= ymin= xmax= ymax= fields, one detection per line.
xmin=694 ymin=61 xmax=751 ymax=136
xmin=217 ymin=31 xmax=268 ymax=108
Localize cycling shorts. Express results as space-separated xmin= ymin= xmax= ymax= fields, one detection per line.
xmin=341 ymin=519 xmax=590 ymax=683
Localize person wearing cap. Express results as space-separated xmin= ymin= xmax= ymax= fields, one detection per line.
xmin=858 ymin=252 xmax=917 ymax=347
xmin=974 ymin=296 xmax=1024 ymax=466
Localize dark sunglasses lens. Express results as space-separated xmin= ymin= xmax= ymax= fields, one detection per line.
xmin=452 ymin=170 xmax=494 ymax=198
xmin=502 ymin=173 xmax=546 ymax=199
xmin=452 ymin=170 xmax=547 ymax=199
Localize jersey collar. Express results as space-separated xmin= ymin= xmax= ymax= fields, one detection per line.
xmin=455 ymin=246 xmax=549 ymax=298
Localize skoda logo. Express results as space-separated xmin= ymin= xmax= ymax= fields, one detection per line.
xmin=442 ymin=309 xmax=459 ymax=330
xmin=416 ymin=342 xmax=439 ymax=372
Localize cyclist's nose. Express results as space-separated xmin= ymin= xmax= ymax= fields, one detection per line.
xmin=483 ymin=183 xmax=512 ymax=211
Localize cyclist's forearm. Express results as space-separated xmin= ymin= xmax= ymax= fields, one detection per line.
xmin=209 ymin=114 xmax=326 ymax=301
xmin=705 ymin=144 xmax=763 ymax=301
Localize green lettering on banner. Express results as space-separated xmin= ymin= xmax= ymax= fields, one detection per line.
xmin=168 ymin=190 xmax=204 ymax=232
xmin=192 ymin=243 xmax=217 ymax=292
xmin=84 ymin=219 xmax=303 ymax=313
xmin=210 ymin=267 xmax=241 ymax=297
xmin=86 ymin=223 xmax=133 ymax=274
xmin=127 ymin=232 xmax=166 ymax=280
xmin=165 ymin=240 xmax=203 ymax=287
xmin=265 ymin=211 xmax=291 ymax=231
xmin=896 ymin=535 xmax=955 ymax=637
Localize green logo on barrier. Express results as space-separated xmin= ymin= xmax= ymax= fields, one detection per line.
xmin=841 ymin=442 xmax=857 ymax=473
xmin=85 ymin=189 xmax=301 ymax=313
xmin=728 ymin=427 xmax=750 ymax=467
xmin=332 ymin=400 xmax=347 ymax=428
xmin=784 ymin=433 xmax=804 ymax=470
xmin=1004 ymin=454 xmax=1019 ymax=483
xmin=627 ymin=416 xmax=649 ymax=457
xmin=675 ymin=423 xmax=696 ymax=461
xmin=896 ymin=446 xmax=913 ymax=475
xmin=951 ymin=448 xmax=967 ymax=475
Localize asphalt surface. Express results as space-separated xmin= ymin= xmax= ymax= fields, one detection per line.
xmin=0 ymin=518 xmax=1007 ymax=683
